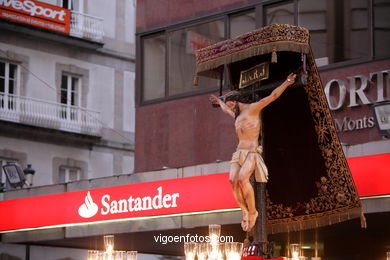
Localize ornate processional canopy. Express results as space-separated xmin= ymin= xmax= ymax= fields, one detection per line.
xmin=195 ymin=24 xmax=364 ymax=234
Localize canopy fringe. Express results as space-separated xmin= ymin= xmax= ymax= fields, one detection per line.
xmin=267 ymin=207 xmax=363 ymax=234
xmin=196 ymin=42 xmax=310 ymax=76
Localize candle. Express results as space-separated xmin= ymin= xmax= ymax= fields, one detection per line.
xmin=186 ymin=252 xmax=195 ymax=260
xmin=184 ymin=242 xmax=197 ymax=260
xmin=289 ymin=244 xmax=300 ymax=260
xmin=104 ymin=235 xmax=115 ymax=253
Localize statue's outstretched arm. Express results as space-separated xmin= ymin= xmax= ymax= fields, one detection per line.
xmin=249 ymin=73 xmax=296 ymax=115
xmin=210 ymin=95 xmax=235 ymax=119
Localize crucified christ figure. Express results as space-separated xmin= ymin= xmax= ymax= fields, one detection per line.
xmin=210 ymin=73 xmax=296 ymax=232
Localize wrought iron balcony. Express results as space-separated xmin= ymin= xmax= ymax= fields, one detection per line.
xmin=70 ymin=11 xmax=104 ymax=42
xmin=0 ymin=93 xmax=102 ymax=136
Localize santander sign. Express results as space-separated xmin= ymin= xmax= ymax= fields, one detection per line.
xmin=78 ymin=191 xmax=99 ymax=218
xmin=78 ymin=187 xmax=180 ymax=218
xmin=0 ymin=174 xmax=238 ymax=232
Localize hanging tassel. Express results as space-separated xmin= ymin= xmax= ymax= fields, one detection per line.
xmin=193 ymin=75 xmax=199 ymax=86
xmin=361 ymin=210 xmax=367 ymax=228
xmin=271 ymin=48 xmax=277 ymax=63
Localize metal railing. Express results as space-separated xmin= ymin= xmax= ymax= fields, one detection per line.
xmin=70 ymin=11 xmax=104 ymax=42
xmin=0 ymin=93 xmax=102 ymax=136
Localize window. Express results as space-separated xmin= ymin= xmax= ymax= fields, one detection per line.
xmin=298 ymin=0 xmax=370 ymax=64
xmin=142 ymin=19 xmax=225 ymax=102
xmin=345 ymin=0 xmax=370 ymax=61
xmin=60 ymin=74 xmax=80 ymax=120
xmin=142 ymin=34 xmax=166 ymax=101
xmin=264 ymin=0 xmax=373 ymax=66
xmin=61 ymin=0 xmax=72 ymax=9
xmin=265 ymin=1 xmax=294 ymax=25
xmin=139 ymin=1 xmax=390 ymax=103
xmin=53 ymin=157 xmax=86 ymax=184
xmin=0 ymin=61 xmax=18 ymax=110
xmin=59 ymin=166 xmax=81 ymax=183
xmin=168 ymin=20 xmax=225 ymax=96
xmin=61 ymin=0 xmax=83 ymax=11
xmin=229 ymin=11 xmax=256 ymax=38
xmin=374 ymin=0 xmax=390 ymax=57
xmin=140 ymin=11 xmax=258 ymax=103
xmin=301 ymin=0 xmax=371 ymax=64
xmin=297 ymin=0 xmax=327 ymax=63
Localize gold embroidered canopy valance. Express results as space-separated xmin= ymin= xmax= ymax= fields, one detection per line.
xmin=195 ymin=24 xmax=310 ymax=79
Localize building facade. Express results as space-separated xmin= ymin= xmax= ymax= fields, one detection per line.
xmin=0 ymin=0 xmax=136 ymax=258
xmin=0 ymin=0 xmax=136 ymax=189
xmin=0 ymin=0 xmax=389 ymax=259
xmin=135 ymin=0 xmax=390 ymax=172
xmin=135 ymin=0 xmax=390 ymax=258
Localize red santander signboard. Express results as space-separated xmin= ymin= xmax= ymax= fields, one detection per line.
xmin=0 ymin=154 xmax=389 ymax=232
xmin=0 ymin=0 xmax=70 ymax=34
xmin=0 ymin=173 xmax=238 ymax=232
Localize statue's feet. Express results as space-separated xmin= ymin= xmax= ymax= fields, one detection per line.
xmin=247 ymin=211 xmax=258 ymax=232
xmin=241 ymin=219 xmax=248 ymax=231
xmin=241 ymin=211 xmax=249 ymax=231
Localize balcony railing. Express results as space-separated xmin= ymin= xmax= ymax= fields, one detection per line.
xmin=70 ymin=11 xmax=104 ymax=42
xmin=0 ymin=93 xmax=102 ymax=136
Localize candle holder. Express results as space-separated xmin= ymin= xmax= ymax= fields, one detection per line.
xmin=209 ymin=242 xmax=222 ymax=260
xmin=209 ymin=224 xmax=221 ymax=246
xmin=289 ymin=244 xmax=300 ymax=260
xmin=197 ymin=242 xmax=210 ymax=260
xmin=225 ymin=242 xmax=243 ymax=260
xmin=104 ymin=235 xmax=115 ymax=253
xmin=87 ymin=250 xmax=99 ymax=260
xmin=182 ymin=226 xmax=244 ymax=260
xmin=127 ymin=251 xmax=138 ymax=260
xmin=184 ymin=242 xmax=197 ymax=260
xmin=217 ymin=242 xmax=225 ymax=260
xmin=113 ymin=251 xmax=127 ymax=260
xmin=87 ymin=235 xmax=137 ymax=260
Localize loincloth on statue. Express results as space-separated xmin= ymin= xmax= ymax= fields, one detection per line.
xmin=231 ymin=146 xmax=268 ymax=183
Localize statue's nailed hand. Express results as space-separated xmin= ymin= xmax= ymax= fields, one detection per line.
xmin=286 ymin=73 xmax=296 ymax=85
xmin=210 ymin=95 xmax=221 ymax=105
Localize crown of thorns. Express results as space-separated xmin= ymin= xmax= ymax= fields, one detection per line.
xmin=222 ymin=91 xmax=241 ymax=102
xmin=221 ymin=90 xmax=255 ymax=104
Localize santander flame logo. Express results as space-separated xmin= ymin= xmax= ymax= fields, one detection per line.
xmin=78 ymin=191 xmax=98 ymax=218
